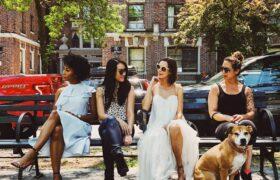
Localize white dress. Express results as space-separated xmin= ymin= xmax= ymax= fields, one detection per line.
xmin=138 ymin=94 xmax=200 ymax=180
xmin=29 ymin=83 xmax=95 ymax=157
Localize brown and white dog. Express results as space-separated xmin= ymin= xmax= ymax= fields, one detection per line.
xmin=194 ymin=125 xmax=253 ymax=180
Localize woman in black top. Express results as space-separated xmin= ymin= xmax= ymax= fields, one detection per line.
xmin=208 ymin=51 xmax=256 ymax=180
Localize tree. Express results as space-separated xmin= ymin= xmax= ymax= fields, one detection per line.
xmin=1 ymin=0 xmax=124 ymax=73
xmin=176 ymin=0 xmax=280 ymax=57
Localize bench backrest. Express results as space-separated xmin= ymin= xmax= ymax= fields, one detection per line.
xmin=0 ymin=95 xmax=55 ymax=125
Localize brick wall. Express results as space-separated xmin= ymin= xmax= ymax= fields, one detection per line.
xmin=103 ymin=0 xmax=217 ymax=83
xmin=0 ymin=0 xmax=41 ymax=75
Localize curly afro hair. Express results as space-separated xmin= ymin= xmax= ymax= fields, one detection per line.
xmin=62 ymin=53 xmax=90 ymax=81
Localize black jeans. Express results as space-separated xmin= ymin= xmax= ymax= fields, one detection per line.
xmin=98 ymin=116 xmax=134 ymax=180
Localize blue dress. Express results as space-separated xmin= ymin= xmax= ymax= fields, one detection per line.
xmin=29 ymin=83 xmax=95 ymax=157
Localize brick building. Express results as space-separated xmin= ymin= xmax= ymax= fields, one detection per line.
xmin=102 ymin=0 xmax=217 ymax=83
xmin=0 ymin=2 xmax=41 ymax=75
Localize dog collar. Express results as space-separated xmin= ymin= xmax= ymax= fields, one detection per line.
xmin=227 ymin=139 xmax=247 ymax=153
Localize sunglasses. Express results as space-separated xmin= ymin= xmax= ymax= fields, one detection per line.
xmin=220 ymin=66 xmax=231 ymax=73
xmin=118 ymin=69 xmax=126 ymax=75
xmin=156 ymin=64 xmax=169 ymax=72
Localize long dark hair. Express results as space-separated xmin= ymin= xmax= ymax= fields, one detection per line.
xmin=102 ymin=58 xmax=131 ymax=110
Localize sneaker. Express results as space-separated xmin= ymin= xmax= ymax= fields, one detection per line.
xmin=241 ymin=170 xmax=252 ymax=180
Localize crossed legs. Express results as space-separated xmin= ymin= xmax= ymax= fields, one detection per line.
xmin=11 ymin=110 xmax=64 ymax=179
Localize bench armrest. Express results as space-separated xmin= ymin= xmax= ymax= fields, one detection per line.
xmin=259 ymin=108 xmax=277 ymax=140
xmin=15 ymin=112 xmax=35 ymax=142
xmin=136 ymin=109 xmax=150 ymax=132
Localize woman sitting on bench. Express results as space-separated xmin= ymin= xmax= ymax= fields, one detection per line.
xmin=138 ymin=58 xmax=199 ymax=180
xmin=96 ymin=58 xmax=135 ymax=180
xmin=11 ymin=54 xmax=96 ymax=180
xmin=208 ymin=51 xmax=257 ymax=180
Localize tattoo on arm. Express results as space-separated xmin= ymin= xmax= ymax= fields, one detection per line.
xmin=246 ymin=89 xmax=255 ymax=113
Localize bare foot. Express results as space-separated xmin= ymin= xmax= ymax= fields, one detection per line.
xmin=11 ymin=148 xmax=38 ymax=169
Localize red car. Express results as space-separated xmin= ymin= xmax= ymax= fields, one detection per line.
xmin=0 ymin=74 xmax=63 ymax=138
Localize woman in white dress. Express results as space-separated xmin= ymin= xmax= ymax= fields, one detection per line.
xmin=11 ymin=54 xmax=96 ymax=180
xmin=138 ymin=58 xmax=199 ymax=180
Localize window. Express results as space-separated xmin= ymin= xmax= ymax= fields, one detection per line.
xmin=21 ymin=13 xmax=26 ymax=34
xmin=240 ymin=56 xmax=280 ymax=87
xmin=128 ymin=5 xmax=144 ymax=29
xmin=167 ymin=5 xmax=182 ymax=29
xmin=20 ymin=49 xmax=26 ymax=73
xmin=167 ymin=47 xmax=198 ymax=72
xmin=82 ymin=34 xmax=91 ymax=48
xmin=30 ymin=15 xmax=34 ymax=32
xmin=129 ymin=48 xmax=145 ymax=73
xmin=30 ymin=51 xmax=34 ymax=70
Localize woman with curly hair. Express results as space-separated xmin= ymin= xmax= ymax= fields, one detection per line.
xmin=96 ymin=58 xmax=135 ymax=180
xmin=11 ymin=54 xmax=96 ymax=180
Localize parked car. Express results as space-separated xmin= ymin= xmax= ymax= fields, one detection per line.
xmin=184 ymin=53 xmax=280 ymax=135
xmin=0 ymin=74 xmax=63 ymax=138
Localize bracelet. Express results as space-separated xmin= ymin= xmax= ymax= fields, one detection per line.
xmin=211 ymin=112 xmax=219 ymax=120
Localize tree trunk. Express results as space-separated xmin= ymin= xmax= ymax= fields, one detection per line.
xmin=34 ymin=0 xmax=51 ymax=73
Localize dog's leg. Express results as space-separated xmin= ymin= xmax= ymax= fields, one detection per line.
xmin=219 ymin=169 xmax=228 ymax=180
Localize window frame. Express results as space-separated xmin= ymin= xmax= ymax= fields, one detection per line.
xmin=127 ymin=4 xmax=145 ymax=30
xmin=167 ymin=46 xmax=199 ymax=74
xmin=166 ymin=4 xmax=183 ymax=30
xmin=128 ymin=47 xmax=145 ymax=73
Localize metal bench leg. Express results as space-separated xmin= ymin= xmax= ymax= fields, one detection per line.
xmin=259 ymin=147 xmax=265 ymax=176
xmin=34 ymin=157 xmax=43 ymax=179
xmin=18 ymin=169 xmax=23 ymax=179
xmin=261 ymin=147 xmax=279 ymax=180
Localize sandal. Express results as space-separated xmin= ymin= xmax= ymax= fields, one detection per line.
xmin=53 ymin=172 xmax=62 ymax=180
xmin=11 ymin=147 xmax=39 ymax=170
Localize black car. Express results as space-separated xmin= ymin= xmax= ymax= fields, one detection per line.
xmin=184 ymin=53 xmax=280 ymax=133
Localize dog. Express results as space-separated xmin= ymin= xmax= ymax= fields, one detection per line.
xmin=194 ymin=125 xmax=253 ymax=180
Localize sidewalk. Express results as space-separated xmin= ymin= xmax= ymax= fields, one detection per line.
xmin=0 ymin=167 xmax=275 ymax=180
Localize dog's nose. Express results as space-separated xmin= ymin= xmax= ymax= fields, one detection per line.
xmin=240 ymin=138 xmax=247 ymax=146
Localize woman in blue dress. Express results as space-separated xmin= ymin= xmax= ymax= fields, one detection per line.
xmin=11 ymin=54 xmax=96 ymax=180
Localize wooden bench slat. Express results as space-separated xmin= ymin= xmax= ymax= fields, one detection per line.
xmin=0 ymin=95 xmax=54 ymax=101
xmin=184 ymin=114 xmax=209 ymax=121
xmin=0 ymin=105 xmax=52 ymax=111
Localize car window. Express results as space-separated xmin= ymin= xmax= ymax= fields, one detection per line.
xmin=239 ymin=70 xmax=261 ymax=87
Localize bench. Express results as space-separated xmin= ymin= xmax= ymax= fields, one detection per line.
xmin=137 ymin=90 xmax=280 ymax=179
xmin=0 ymin=94 xmax=141 ymax=179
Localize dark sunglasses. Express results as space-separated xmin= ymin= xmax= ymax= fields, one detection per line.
xmin=156 ymin=64 xmax=169 ymax=72
xmin=220 ymin=66 xmax=231 ymax=73
xmin=118 ymin=69 xmax=126 ymax=75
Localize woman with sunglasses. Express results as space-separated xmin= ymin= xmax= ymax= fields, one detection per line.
xmin=96 ymin=58 xmax=135 ymax=180
xmin=138 ymin=58 xmax=199 ymax=180
xmin=208 ymin=51 xmax=257 ymax=180
xmin=11 ymin=54 xmax=95 ymax=179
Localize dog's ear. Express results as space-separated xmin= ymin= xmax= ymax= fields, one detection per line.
xmin=246 ymin=126 xmax=253 ymax=133
xmin=226 ymin=126 xmax=234 ymax=135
